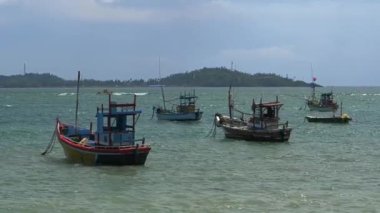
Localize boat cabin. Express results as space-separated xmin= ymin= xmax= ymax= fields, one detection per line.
xmin=320 ymin=92 xmax=335 ymax=106
xmin=249 ymin=98 xmax=283 ymax=129
xmin=95 ymin=94 xmax=141 ymax=146
xmin=176 ymin=91 xmax=198 ymax=113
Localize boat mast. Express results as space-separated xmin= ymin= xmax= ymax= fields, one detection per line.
xmin=108 ymin=93 xmax=112 ymax=146
xmin=158 ymin=56 xmax=162 ymax=80
xmin=75 ymin=71 xmax=80 ymax=132
xmin=311 ymin=63 xmax=316 ymax=100
xmin=159 ymin=57 xmax=166 ymax=110
xmin=228 ymin=86 xmax=233 ymax=119
xmin=260 ymin=97 xmax=263 ymax=129
xmin=160 ymin=86 xmax=166 ymax=110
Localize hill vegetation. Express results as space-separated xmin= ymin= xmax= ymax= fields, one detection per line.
xmin=0 ymin=67 xmax=313 ymax=87
xmin=154 ymin=67 xmax=310 ymax=87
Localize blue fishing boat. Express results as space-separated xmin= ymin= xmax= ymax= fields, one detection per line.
xmin=42 ymin=72 xmax=150 ymax=165
xmin=154 ymin=87 xmax=203 ymax=121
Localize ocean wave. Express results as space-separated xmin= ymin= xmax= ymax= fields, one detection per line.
xmin=349 ymin=93 xmax=380 ymax=96
xmin=112 ymin=92 xmax=127 ymax=96
xmin=58 ymin=92 xmax=76 ymax=96
xmin=112 ymin=92 xmax=148 ymax=96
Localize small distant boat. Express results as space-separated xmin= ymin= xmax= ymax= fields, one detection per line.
xmin=306 ymin=77 xmax=338 ymax=112
xmin=42 ymin=72 xmax=150 ymax=165
xmin=305 ymin=102 xmax=352 ymax=124
xmin=154 ymin=86 xmax=203 ymax=121
xmin=214 ymin=86 xmax=292 ymax=142
xmin=305 ymin=114 xmax=351 ymax=123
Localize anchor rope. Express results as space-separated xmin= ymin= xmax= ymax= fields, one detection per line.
xmin=206 ymin=115 xmax=217 ymax=138
xmin=41 ymin=123 xmax=58 ymax=155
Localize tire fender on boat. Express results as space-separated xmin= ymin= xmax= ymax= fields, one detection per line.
xmin=214 ymin=113 xmax=222 ymax=127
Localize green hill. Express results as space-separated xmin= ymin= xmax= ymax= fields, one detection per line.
xmin=0 ymin=73 xmax=66 ymax=87
xmin=0 ymin=67 xmax=313 ymax=87
xmin=155 ymin=67 xmax=311 ymax=87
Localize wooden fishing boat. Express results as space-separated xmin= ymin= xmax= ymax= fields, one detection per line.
xmin=154 ymin=87 xmax=203 ymax=121
xmin=43 ymin=72 xmax=150 ymax=165
xmin=214 ymin=87 xmax=292 ymax=142
xmin=306 ymin=77 xmax=338 ymax=112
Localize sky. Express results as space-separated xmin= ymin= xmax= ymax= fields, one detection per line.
xmin=0 ymin=0 xmax=379 ymax=86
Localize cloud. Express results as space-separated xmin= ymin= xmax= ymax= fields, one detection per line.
xmin=13 ymin=0 xmax=163 ymax=23
xmin=0 ymin=0 xmax=16 ymax=4
xmin=220 ymin=46 xmax=296 ymax=61
xmin=0 ymin=0 xmax=248 ymax=24
xmin=97 ymin=0 xmax=117 ymax=3
xmin=14 ymin=0 xmax=232 ymax=24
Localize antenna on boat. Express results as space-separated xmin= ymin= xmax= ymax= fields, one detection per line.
xmin=23 ymin=62 xmax=26 ymax=75
xmin=75 ymin=71 xmax=80 ymax=132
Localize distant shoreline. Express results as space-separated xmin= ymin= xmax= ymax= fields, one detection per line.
xmin=0 ymin=67 xmax=316 ymax=88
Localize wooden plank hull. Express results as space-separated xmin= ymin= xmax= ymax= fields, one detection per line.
xmin=305 ymin=116 xmax=351 ymax=123
xmin=307 ymin=101 xmax=338 ymax=112
xmin=58 ymin=140 xmax=150 ymax=165
xmin=307 ymin=103 xmax=338 ymax=112
xmin=221 ymin=125 xmax=292 ymax=142
xmin=56 ymin=122 xmax=150 ymax=166
xmin=157 ymin=111 xmax=203 ymax=121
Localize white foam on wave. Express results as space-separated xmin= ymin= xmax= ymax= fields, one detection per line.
xmin=133 ymin=92 xmax=148 ymax=96
xmin=112 ymin=92 xmax=148 ymax=96
xmin=58 ymin=92 xmax=76 ymax=96
xmin=112 ymin=92 xmax=127 ymax=96
xmin=350 ymin=93 xmax=380 ymax=96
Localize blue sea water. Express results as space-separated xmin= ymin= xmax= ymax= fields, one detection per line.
xmin=0 ymin=87 xmax=379 ymax=212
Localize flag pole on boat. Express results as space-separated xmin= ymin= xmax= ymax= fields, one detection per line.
xmin=75 ymin=71 xmax=80 ymax=133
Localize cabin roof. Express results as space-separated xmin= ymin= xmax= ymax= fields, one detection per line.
xmin=179 ymin=95 xmax=197 ymax=99
xmin=256 ymin=102 xmax=283 ymax=108
xmin=321 ymin=92 xmax=333 ymax=96
xmin=96 ymin=110 xmax=142 ymax=117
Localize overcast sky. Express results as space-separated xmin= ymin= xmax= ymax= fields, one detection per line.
xmin=0 ymin=0 xmax=379 ymax=86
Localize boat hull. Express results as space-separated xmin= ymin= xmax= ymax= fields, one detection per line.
xmin=156 ymin=111 xmax=203 ymax=121
xmin=305 ymin=116 xmax=351 ymax=123
xmin=306 ymin=100 xmax=339 ymax=112
xmin=221 ymin=125 xmax=292 ymax=142
xmin=56 ymin=122 xmax=150 ymax=166
xmin=307 ymin=104 xmax=337 ymax=112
